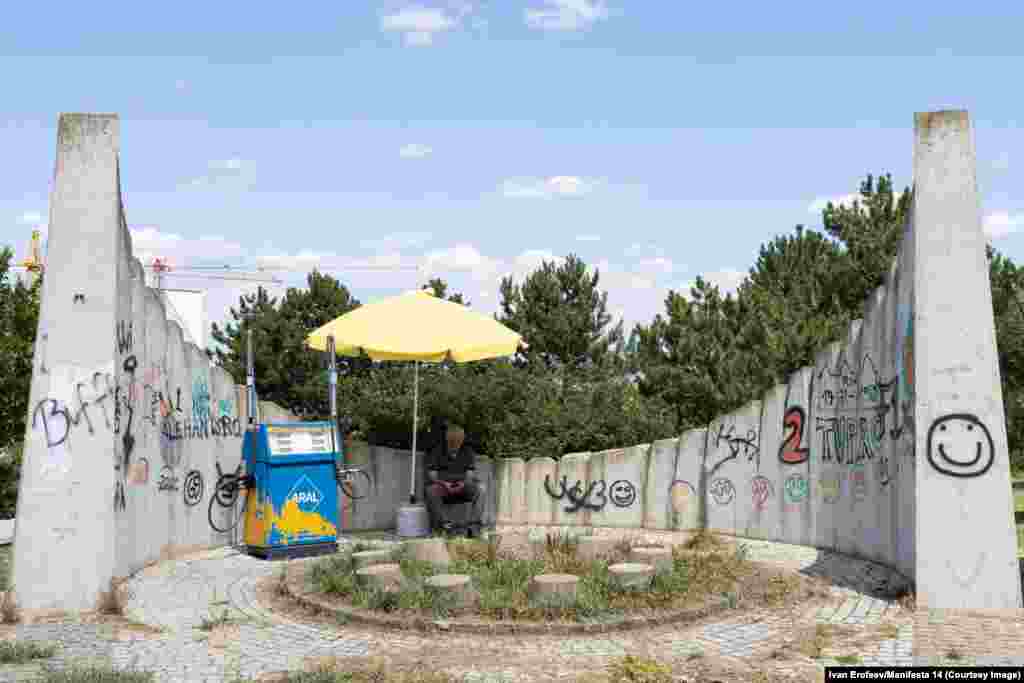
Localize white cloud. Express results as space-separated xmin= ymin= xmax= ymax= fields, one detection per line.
xmin=128 ymin=226 xmax=247 ymax=268
xmin=399 ymin=143 xmax=433 ymax=159
xmin=18 ymin=211 xmax=43 ymax=225
xmin=422 ymin=243 xmax=502 ymax=282
xmin=983 ymin=212 xmax=1024 ymax=240
xmin=576 ymin=234 xmax=600 ymax=242
xmin=525 ymin=0 xmax=609 ymax=31
xmin=360 ymin=231 xmax=432 ymax=252
xmin=500 ymin=175 xmax=599 ymax=199
xmin=637 ymin=257 xmax=674 ymax=274
xmin=381 ymin=6 xmax=457 ymax=46
xmin=808 ymin=193 xmax=859 ymax=214
xmin=185 ymin=159 xmax=252 ymax=190
xmin=175 ymin=79 xmax=188 ymax=91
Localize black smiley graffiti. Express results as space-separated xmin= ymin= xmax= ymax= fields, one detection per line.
xmin=608 ymin=480 xmax=637 ymax=508
xmin=926 ymin=413 xmax=995 ymax=478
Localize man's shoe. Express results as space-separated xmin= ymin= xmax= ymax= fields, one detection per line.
xmin=464 ymin=526 xmax=475 ymax=539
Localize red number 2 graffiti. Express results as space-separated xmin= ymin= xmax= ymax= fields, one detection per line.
xmin=779 ymin=406 xmax=810 ymax=465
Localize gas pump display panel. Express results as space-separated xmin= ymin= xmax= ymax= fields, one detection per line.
xmin=266 ymin=425 xmax=333 ymax=457
xmin=243 ymin=422 xmax=340 ymax=557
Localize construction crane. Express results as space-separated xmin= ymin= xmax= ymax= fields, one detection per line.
xmin=8 ymin=230 xmax=45 ymax=285
xmin=142 ymin=257 xmax=422 ymax=290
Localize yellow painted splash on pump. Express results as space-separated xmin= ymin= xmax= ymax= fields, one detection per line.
xmin=243 ymin=491 xmax=337 ymax=546
xmin=267 ymin=497 xmax=337 ymax=542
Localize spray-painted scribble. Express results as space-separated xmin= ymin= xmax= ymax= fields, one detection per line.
xmin=750 ymin=475 xmax=774 ymax=510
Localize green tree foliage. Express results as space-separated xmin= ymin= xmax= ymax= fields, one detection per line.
xmin=0 ymin=248 xmax=41 ymax=516
xmin=210 ymin=271 xmax=360 ymax=416
xmin=738 ymin=225 xmax=858 ymax=381
xmin=422 ymin=277 xmax=469 ymax=305
xmin=822 ymin=173 xmax=912 ymax=305
xmin=989 ymin=246 xmax=1024 ymax=472
xmin=0 ymin=248 xmax=40 ymax=448
xmin=631 ymin=277 xmax=770 ymax=431
xmin=498 ymin=254 xmax=623 ymax=371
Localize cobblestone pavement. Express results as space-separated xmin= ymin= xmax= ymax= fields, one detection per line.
xmin=2 ymin=530 xmax=1021 ymax=682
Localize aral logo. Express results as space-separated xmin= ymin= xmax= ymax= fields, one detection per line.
xmin=286 ymin=474 xmax=323 ymax=513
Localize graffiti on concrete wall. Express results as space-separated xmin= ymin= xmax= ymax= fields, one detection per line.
xmin=157 ymin=465 xmax=180 ymax=492
xmin=783 ymin=473 xmax=808 ymax=506
xmin=709 ymin=477 xmax=735 ymax=506
xmin=217 ymin=398 xmax=233 ymax=418
xmin=750 ymin=475 xmax=774 ymax=510
xmin=183 ymin=470 xmax=204 ymax=506
xmin=669 ymin=480 xmax=695 ymax=518
xmin=544 ymin=475 xmax=607 ymax=512
xmin=849 ymin=463 xmax=867 ymax=502
xmin=819 ymin=472 xmax=842 ymax=504
xmin=779 ymin=406 xmax=810 ymax=465
xmin=704 ymin=422 xmax=760 ymax=480
xmin=127 ymin=457 xmax=149 ymax=485
xmin=607 ymin=480 xmax=637 ymax=508
xmin=192 ymin=375 xmax=211 ymax=423
xmin=926 ymin=413 xmax=995 ymax=478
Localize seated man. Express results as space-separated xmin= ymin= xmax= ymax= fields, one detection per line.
xmin=425 ymin=424 xmax=485 ymax=537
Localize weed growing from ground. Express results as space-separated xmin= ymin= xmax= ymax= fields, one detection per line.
xmin=307 ymin=531 xmax=761 ymax=623
xmin=36 ymin=665 xmax=154 ymax=682
xmin=198 ymin=607 xmax=233 ymax=631
xmin=0 ymin=640 xmax=58 ymax=664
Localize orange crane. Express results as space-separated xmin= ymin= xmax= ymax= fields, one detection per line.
xmin=10 ymin=230 xmax=44 ymax=284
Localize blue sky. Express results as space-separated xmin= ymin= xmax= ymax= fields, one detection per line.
xmin=3 ymin=1 xmax=1023 ymax=346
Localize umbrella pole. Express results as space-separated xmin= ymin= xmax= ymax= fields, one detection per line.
xmin=409 ymin=360 xmax=419 ymax=505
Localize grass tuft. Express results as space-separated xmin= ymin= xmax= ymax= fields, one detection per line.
xmin=36 ymin=665 xmax=155 ymax=682
xmin=0 ymin=640 xmax=58 ymax=664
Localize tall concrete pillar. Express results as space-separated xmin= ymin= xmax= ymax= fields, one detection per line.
xmin=912 ymin=110 xmax=1023 ymax=609
xmin=12 ymin=114 xmax=121 ymax=610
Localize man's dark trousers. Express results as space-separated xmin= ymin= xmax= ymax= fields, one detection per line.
xmin=425 ymin=479 xmax=482 ymax=530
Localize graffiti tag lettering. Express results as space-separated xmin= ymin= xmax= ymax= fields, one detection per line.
xmin=543 ymin=474 xmax=608 ymax=512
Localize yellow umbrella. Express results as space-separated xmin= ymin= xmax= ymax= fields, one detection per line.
xmin=306 ymin=290 xmax=525 ymax=503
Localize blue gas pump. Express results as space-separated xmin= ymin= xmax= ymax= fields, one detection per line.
xmin=208 ymin=329 xmax=345 ymax=560
xmin=240 ymin=420 xmax=341 ymax=559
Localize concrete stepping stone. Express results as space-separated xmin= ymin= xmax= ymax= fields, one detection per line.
xmin=629 ymin=546 xmax=673 ymax=574
xmin=351 ymin=550 xmax=393 ymax=569
xmin=608 ymin=562 xmax=655 ymax=590
xmin=425 ymin=574 xmax=475 ymax=607
xmin=402 ymin=537 xmax=451 ymax=569
xmin=355 ymin=564 xmax=403 ymax=592
xmin=530 ymin=573 xmax=579 ymax=606
xmin=575 ymin=536 xmax=618 ymax=562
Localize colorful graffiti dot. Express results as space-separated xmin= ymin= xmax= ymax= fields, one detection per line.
xmin=783 ymin=473 xmax=809 ymax=504
xmin=669 ymin=480 xmax=695 ymax=516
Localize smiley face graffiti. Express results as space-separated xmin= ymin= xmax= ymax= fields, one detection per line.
xmin=926 ymin=413 xmax=995 ymax=478
xmin=608 ymin=480 xmax=637 ymax=508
